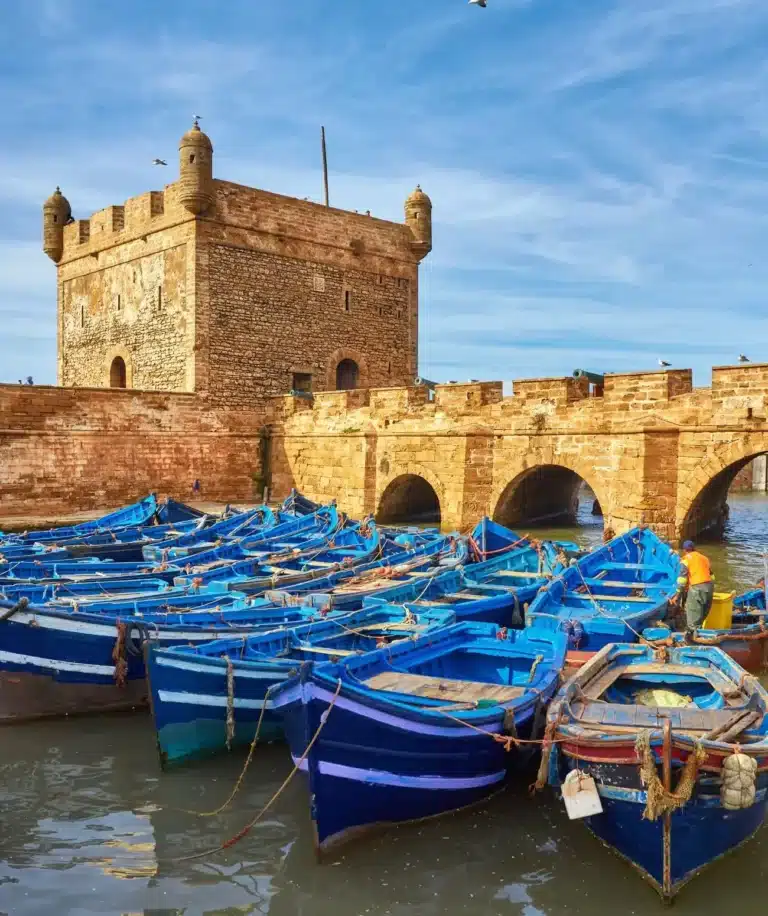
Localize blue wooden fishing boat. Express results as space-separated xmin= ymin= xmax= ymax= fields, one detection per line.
xmin=0 ymin=575 xmax=172 ymax=604
xmin=0 ymin=554 xmax=183 ymax=583
xmin=359 ymin=533 xmax=568 ymax=628
xmin=55 ymin=513 xmax=217 ymax=562
xmin=258 ymin=532 xmax=466 ymax=612
xmin=642 ymin=582 xmax=768 ymax=672
xmin=0 ymin=506 xmax=342 ymax=585
xmin=0 ymin=495 xmax=203 ymax=546
xmin=0 ymin=520 xmax=389 ymax=721
xmin=526 ymin=527 xmax=679 ymax=650
xmin=271 ymin=622 xmax=566 ymax=854
xmin=141 ymin=494 xmax=317 ymax=561
xmin=0 ymin=495 xmax=158 ymax=544
xmin=0 ymin=543 xmax=71 ymax=562
xmin=540 ymin=642 xmax=768 ymax=902
xmin=171 ymin=516 xmax=383 ymax=591
xmin=145 ymin=604 xmax=454 ymax=767
xmin=158 ymin=505 xmax=342 ymax=569
xmin=0 ymin=589 xmax=352 ymax=722
xmin=470 ymin=516 xmax=583 ymax=560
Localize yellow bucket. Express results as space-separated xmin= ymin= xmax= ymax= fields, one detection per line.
xmin=703 ymin=592 xmax=735 ymax=630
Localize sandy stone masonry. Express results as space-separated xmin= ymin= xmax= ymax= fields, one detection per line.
xmin=46 ymin=122 xmax=431 ymax=406
xmin=0 ymin=383 xmax=263 ymax=517
xmin=267 ymin=364 xmax=768 ymax=542
xmin=21 ymin=121 xmax=768 ymax=536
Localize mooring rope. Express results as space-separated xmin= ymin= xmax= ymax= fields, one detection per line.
xmin=169 ymin=679 xmax=343 ymax=862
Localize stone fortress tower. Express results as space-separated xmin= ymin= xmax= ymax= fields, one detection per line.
xmin=43 ymin=122 xmax=432 ymax=406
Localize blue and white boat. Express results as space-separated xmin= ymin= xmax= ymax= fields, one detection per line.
xmin=541 ymin=642 xmax=768 ymax=902
xmin=0 ymin=521 xmax=393 ymax=722
xmin=643 ymin=583 xmax=768 ymax=673
xmin=0 ymin=494 xmax=202 ymax=546
xmin=160 ymin=505 xmax=342 ymax=569
xmin=0 ymin=507 xmax=343 ymax=585
xmin=470 ymin=516 xmax=583 ymax=561
xmin=171 ymin=517 xmax=385 ymax=592
xmin=526 ymin=527 xmax=679 ymax=650
xmin=359 ymin=534 xmax=568 ymax=628
xmin=271 ymin=622 xmax=566 ymax=854
xmin=140 ymin=490 xmax=322 ymax=562
xmin=145 ymin=604 xmax=454 ymax=767
xmin=257 ymin=532 xmax=466 ymax=612
xmin=0 ymin=554 xmax=183 ymax=583
xmin=0 ymin=575 xmax=173 ymax=604
xmin=0 ymin=589 xmax=351 ymax=722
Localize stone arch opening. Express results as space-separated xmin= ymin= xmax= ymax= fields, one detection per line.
xmin=377 ymin=474 xmax=441 ymax=525
xmin=109 ymin=356 xmax=127 ymax=389
xmin=493 ymin=464 xmax=601 ymax=531
xmin=335 ymin=358 xmax=360 ymax=391
xmin=681 ymin=453 xmax=767 ymax=541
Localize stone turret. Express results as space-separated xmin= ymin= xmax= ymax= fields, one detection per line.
xmin=42 ymin=187 xmax=72 ymax=262
xmin=178 ymin=119 xmax=214 ymax=215
xmin=404 ymin=185 xmax=432 ymax=260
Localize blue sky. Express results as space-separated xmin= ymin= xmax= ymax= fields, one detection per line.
xmin=2 ymin=0 xmax=768 ymax=387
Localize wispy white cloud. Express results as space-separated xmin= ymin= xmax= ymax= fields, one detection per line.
xmin=3 ymin=0 xmax=768 ymax=386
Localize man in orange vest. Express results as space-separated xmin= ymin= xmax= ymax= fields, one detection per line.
xmin=677 ymin=540 xmax=714 ymax=632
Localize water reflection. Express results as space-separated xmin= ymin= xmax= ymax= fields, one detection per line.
xmin=4 ymin=717 xmax=768 ymax=916
xmin=3 ymin=495 xmax=768 ymax=914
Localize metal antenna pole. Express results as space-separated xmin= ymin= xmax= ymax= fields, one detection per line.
xmin=321 ymin=126 xmax=330 ymax=207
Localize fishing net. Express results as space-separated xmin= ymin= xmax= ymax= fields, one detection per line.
xmin=634 ymin=688 xmax=692 ymax=708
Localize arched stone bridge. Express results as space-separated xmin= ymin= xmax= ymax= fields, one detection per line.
xmin=267 ymin=364 xmax=768 ymax=543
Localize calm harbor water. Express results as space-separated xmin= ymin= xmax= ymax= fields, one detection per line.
xmin=3 ymin=493 xmax=768 ymax=916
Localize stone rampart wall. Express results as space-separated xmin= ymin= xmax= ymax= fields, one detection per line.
xmin=0 ymin=385 xmax=263 ymax=517
xmin=268 ymin=366 xmax=768 ymax=541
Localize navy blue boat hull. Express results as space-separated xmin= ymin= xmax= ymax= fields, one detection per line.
xmin=145 ymin=645 xmax=287 ymax=767
xmin=278 ymin=679 xmax=528 ymax=852
xmin=553 ymin=750 xmax=768 ymax=898
xmin=0 ymin=603 xmax=334 ymax=721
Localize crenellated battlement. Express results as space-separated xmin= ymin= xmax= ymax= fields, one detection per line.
xmin=267 ymin=361 xmax=768 ymax=544
xmin=57 ymin=185 xmax=189 ymax=263
xmin=268 ymin=364 xmax=768 ymax=432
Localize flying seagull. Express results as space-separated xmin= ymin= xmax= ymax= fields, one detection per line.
xmin=739 ymin=354 xmax=750 ymax=362
xmin=152 ymin=158 xmax=167 ymax=166
xmin=469 ymin=0 xmax=487 ymax=6
xmin=658 ymin=359 xmax=671 ymax=368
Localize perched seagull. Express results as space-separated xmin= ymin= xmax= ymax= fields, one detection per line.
xmin=658 ymin=359 xmax=671 ymax=368
xmin=469 ymin=0 xmax=487 ymax=6
xmin=152 ymin=158 xmax=167 ymax=166
xmin=739 ymin=354 xmax=751 ymax=362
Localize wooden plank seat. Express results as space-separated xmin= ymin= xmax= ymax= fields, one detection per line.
xmin=565 ymin=592 xmax=654 ymax=603
xmin=354 ymin=622 xmax=428 ymax=632
xmin=303 ymin=560 xmax=336 ymax=568
xmin=296 ymin=645 xmax=359 ymax=657
xmin=461 ymin=583 xmax=515 ymax=593
xmin=364 ymin=671 xmax=525 ymax=704
xmin=491 ymin=570 xmax=543 ymax=579
xmin=572 ymin=701 xmax=747 ymax=732
xmin=581 ymin=579 xmax=651 ymax=589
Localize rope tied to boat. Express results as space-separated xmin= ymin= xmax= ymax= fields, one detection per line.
xmin=112 ymin=622 xmax=129 ymax=688
xmin=468 ymin=533 xmax=532 ymax=562
xmin=170 ymin=678 xmax=343 ymax=862
xmin=528 ymin=654 xmax=544 ymax=682
xmin=533 ymin=702 xmax=564 ymax=793
xmin=224 ymin=656 xmax=235 ymax=750
xmin=0 ymin=596 xmax=28 ymax=623
xmin=635 ymin=730 xmax=706 ymax=821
